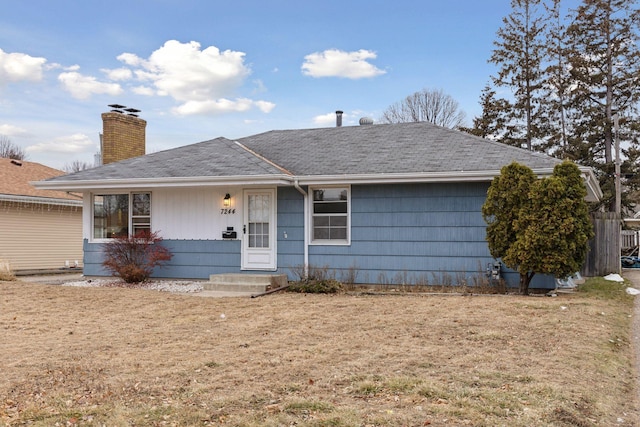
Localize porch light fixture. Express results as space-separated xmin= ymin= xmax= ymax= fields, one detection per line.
xmin=223 ymin=193 xmax=231 ymax=208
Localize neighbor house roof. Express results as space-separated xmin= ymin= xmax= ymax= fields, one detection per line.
xmin=0 ymin=158 xmax=82 ymax=205
xmin=33 ymin=122 xmax=602 ymax=201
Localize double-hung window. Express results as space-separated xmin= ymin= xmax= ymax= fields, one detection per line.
xmin=311 ymin=187 xmax=349 ymax=244
xmin=93 ymin=192 xmax=151 ymax=239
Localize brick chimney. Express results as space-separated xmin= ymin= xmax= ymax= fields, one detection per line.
xmin=101 ymin=108 xmax=146 ymax=165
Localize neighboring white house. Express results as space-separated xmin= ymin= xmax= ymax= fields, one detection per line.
xmin=0 ymin=158 xmax=83 ymax=272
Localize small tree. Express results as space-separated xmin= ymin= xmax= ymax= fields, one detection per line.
xmin=511 ymin=162 xmax=594 ymax=289
xmin=483 ymin=162 xmax=537 ymax=268
xmin=102 ymin=231 xmax=173 ymax=283
xmin=483 ymin=161 xmax=593 ymax=295
xmin=64 ymin=160 xmax=93 ymax=173
xmin=0 ymin=135 xmax=26 ymax=160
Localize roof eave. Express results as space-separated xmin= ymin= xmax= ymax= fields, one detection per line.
xmin=31 ymin=175 xmax=294 ymax=191
xmin=31 ymin=167 xmax=602 ymax=203
xmin=296 ymin=167 xmax=601 ymax=202
xmin=294 ymin=169 xmax=559 ymax=185
xmin=0 ymin=193 xmax=83 ymax=207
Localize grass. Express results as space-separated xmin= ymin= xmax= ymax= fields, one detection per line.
xmin=1 ymin=274 xmax=639 ymax=426
xmin=579 ymin=275 xmax=631 ymax=300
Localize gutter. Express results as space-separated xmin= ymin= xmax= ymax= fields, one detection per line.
xmin=0 ymin=194 xmax=83 ymax=207
xmin=31 ymin=175 xmax=294 ymax=191
xmin=293 ymin=179 xmax=309 ymax=279
xmin=292 ymin=168 xmax=559 ymax=185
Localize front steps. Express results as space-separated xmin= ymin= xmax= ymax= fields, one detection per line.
xmin=204 ymin=273 xmax=288 ymax=293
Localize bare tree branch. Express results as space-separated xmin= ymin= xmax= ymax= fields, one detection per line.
xmin=379 ymin=88 xmax=467 ymax=129
xmin=0 ymin=135 xmax=26 ymax=160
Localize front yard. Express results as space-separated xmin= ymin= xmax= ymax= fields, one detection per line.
xmin=0 ymin=277 xmax=638 ymax=426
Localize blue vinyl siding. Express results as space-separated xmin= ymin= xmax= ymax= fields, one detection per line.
xmin=274 ymin=186 xmax=305 ymax=275
xmin=304 ymin=182 xmax=494 ymax=285
xmin=83 ymin=239 xmax=242 ymax=279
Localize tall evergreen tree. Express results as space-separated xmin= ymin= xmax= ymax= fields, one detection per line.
xmin=566 ymin=0 xmax=640 ymax=210
xmin=461 ymin=84 xmax=512 ymax=139
xmin=490 ymin=0 xmax=549 ymax=150
xmin=540 ymin=0 xmax=571 ymax=155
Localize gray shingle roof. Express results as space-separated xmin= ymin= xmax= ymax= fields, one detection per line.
xmin=239 ymin=121 xmax=561 ymax=175
xmin=50 ymin=137 xmax=287 ymax=182
xmin=42 ymin=122 xmax=561 ymax=185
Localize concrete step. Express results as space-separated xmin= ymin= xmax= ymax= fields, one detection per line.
xmin=204 ymin=273 xmax=288 ymax=293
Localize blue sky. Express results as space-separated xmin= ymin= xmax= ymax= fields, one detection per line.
xmin=0 ymin=0 xmax=564 ymax=170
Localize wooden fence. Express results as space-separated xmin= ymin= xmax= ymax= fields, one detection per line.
xmin=583 ymin=212 xmax=621 ymax=277
xmin=621 ymin=230 xmax=639 ymax=255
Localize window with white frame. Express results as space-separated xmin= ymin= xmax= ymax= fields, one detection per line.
xmin=311 ymin=187 xmax=349 ymax=243
xmin=93 ymin=192 xmax=151 ymax=239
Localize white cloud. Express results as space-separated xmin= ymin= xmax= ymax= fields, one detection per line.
xmin=132 ymin=85 xmax=155 ymax=96
xmin=102 ymin=67 xmax=132 ymax=81
xmin=119 ymin=40 xmax=249 ymax=101
xmin=26 ymin=133 xmax=96 ymax=154
xmin=254 ymin=100 xmax=276 ymax=113
xmin=252 ymin=79 xmax=267 ymax=94
xmin=116 ymin=52 xmax=143 ymax=67
xmin=45 ymin=63 xmax=62 ymax=71
xmin=173 ymin=98 xmax=275 ymax=116
xmin=302 ymin=49 xmax=386 ymax=79
xmin=0 ymin=48 xmax=47 ymax=84
xmin=117 ymin=40 xmax=274 ymax=115
xmin=0 ymin=123 xmax=27 ymax=137
xmin=313 ymin=112 xmax=342 ymax=125
xmin=58 ymin=71 xmax=123 ymax=100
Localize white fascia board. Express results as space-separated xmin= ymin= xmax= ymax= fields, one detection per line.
xmin=31 ymin=175 xmax=293 ymax=192
xmin=295 ymin=167 xmax=601 ymax=202
xmin=294 ymin=169 xmax=558 ymax=186
xmin=0 ymin=194 xmax=83 ymax=207
xmin=577 ymin=166 xmax=603 ymax=202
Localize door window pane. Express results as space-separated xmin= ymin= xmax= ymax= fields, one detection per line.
xmin=248 ymin=194 xmax=270 ymax=248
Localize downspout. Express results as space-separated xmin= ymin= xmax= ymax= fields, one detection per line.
xmin=294 ymin=179 xmax=309 ymax=279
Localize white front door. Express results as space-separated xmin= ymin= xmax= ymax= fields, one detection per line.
xmin=242 ymin=189 xmax=276 ymax=270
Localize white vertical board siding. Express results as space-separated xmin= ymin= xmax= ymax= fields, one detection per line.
xmin=0 ymin=203 xmax=83 ymax=271
xmin=153 ymin=188 xmax=244 ymax=240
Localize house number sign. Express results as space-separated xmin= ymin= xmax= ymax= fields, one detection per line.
xmin=220 ymin=208 xmax=236 ymax=215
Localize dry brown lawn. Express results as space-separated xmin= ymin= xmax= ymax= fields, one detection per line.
xmin=1 ymin=278 xmax=639 ymax=426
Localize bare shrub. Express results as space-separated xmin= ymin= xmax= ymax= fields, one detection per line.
xmin=289 ymin=264 xmax=335 ymax=282
xmin=377 ymin=272 xmax=390 ymax=286
xmin=340 ymin=262 xmax=360 ymax=285
xmin=102 ymin=231 xmax=173 ymax=284
xmin=0 ymin=259 xmax=15 ymax=281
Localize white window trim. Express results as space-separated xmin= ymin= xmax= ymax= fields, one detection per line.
xmin=308 ymin=185 xmax=351 ymax=246
xmin=90 ymin=191 xmax=152 ymax=242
